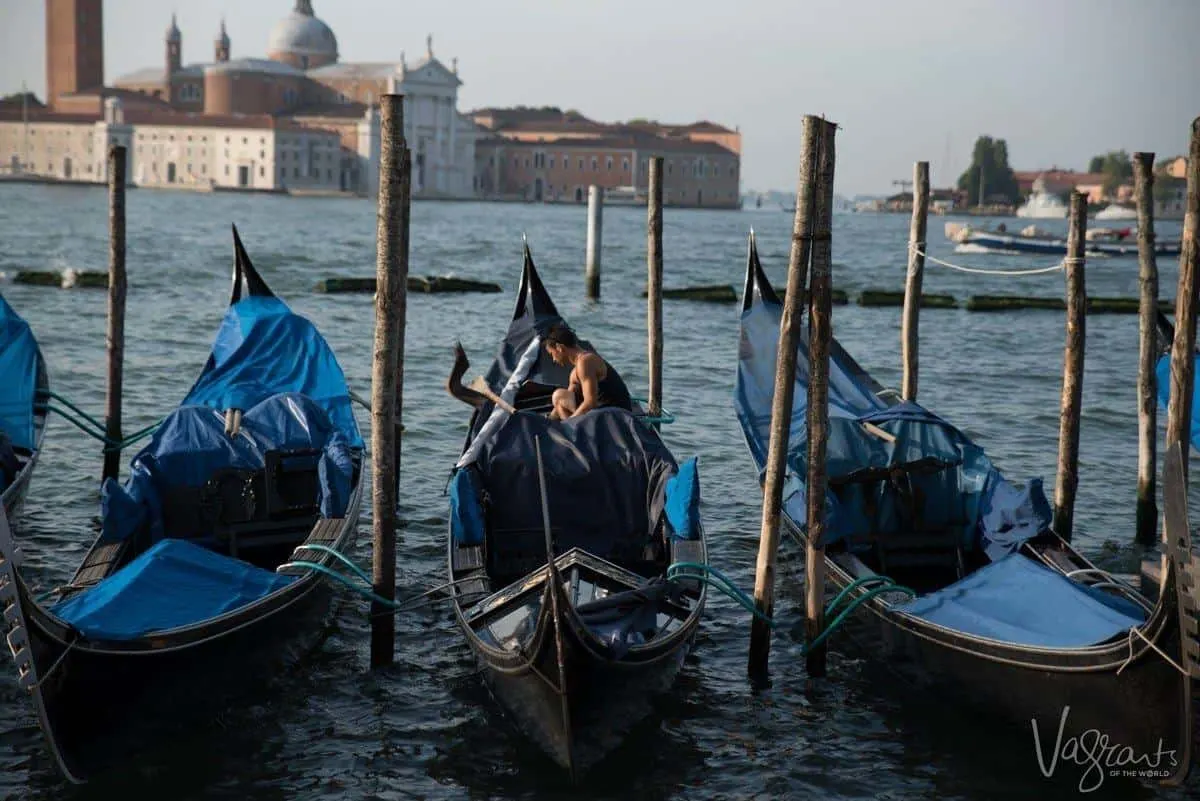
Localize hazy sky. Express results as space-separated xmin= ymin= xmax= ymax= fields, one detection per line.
xmin=2 ymin=0 xmax=1197 ymax=194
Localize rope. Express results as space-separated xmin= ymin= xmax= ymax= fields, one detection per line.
xmin=36 ymin=395 xmax=162 ymax=452
xmin=664 ymin=561 xmax=915 ymax=654
xmin=1116 ymin=625 xmax=1191 ymax=677
xmin=910 ymin=244 xmax=1069 ymax=276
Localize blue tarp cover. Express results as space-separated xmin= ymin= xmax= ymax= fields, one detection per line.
xmin=100 ymin=393 xmax=354 ymax=545
xmin=184 ymin=295 xmax=362 ymax=449
xmin=0 ymin=293 xmax=41 ymax=451
xmin=898 ymin=554 xmax=1146 ymax=648
xmin=665 ymin=457 xmax=701 ymax=540
xmin=736 ymin=296 xmax=1049 ymax=556
xmin=450 ymin=467 xmax=486 ymax=546
xmin=51 ymin=538 xmax=297 ymax=639
xmin=1157 ymin=353 xmax=1200 ymax=451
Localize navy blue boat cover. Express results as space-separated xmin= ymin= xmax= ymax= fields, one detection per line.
xmin=1157 ymin=353 xmax=1200 ymax=450
xmin=184 ymin=295 xmax=362 ymax=449
xmin=52 ymin=538 xmax=297 ymax=639
xmin=735 ymin=261 xmax=1049 ymax=560
xmin=898 ymin=553 xmax=1145 ymax=647
xmin=468 ymin=408 xmax=678 ymax=558
xmin=0 ymin=293 xmax=41 ymax=452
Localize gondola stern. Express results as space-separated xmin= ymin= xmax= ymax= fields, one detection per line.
xmin=230 ymin=224 xmax=275 ymax=304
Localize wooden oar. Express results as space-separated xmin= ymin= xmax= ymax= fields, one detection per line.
xmin=445 ymin=342 xmax=518 ymax=414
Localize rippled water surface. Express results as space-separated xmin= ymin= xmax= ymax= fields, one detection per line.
xmin=0 ymin=183 xmax=1193 ymax=800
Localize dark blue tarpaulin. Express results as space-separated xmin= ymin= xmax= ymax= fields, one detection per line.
xmin=0 ymin=293 xmax=41 ymax=451
xmin=100 ymin=393 xmax=354 ymax=545
xmin=51 ymin=538 xmax=297 ymax=639
xmin=1157 ymin=353 xmax=1200 ymax=451
xmin=184 ymin=295 xmax=362 ymax=449
xmin=736 ymin=282 xmax=1049 ymax=559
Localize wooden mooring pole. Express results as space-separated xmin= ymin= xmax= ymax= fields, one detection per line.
xmin=804 ymin=119 xmax=837 ymax=678
xmin=102 ymin=145 xmax=127 ymax=482
xmin=1052 ymin=191 xmax=1088 ymax=541
xmin=1161 ymin=117 xmax=1200 ymax=595
xmin=901 ymin=161 xmax=930 ymax=401
xmin=370 ymin=94 xmax=410 ymax=668
xmin=1133 ymin=152 xmax=1159 ymax=545
xmin=647 ymin=158 xmax=664 ymax=421
xmin=748 ymin=115 xmax=821 ymax=678
xmin=586 ymin=185 xmax=602 ymax=300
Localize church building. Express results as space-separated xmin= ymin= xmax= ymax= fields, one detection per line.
xmin=0 ymin=0 xmax=476 ymax=198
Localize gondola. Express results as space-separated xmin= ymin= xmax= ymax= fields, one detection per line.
xmin=444 ymin=244 xmax=707 ymax=779
xmin=0 ymin=226 xmax=364 ymax=783
xmin=735 ymin=236 xmax=1197 ymax=788
xmin=0 ymin=290 xmax=48 ymax=521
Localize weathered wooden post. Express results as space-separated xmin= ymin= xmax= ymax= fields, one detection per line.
xmin=586 ymin=185 xmax=603 ymax=300
xmin=901 ymin=161 xmax=930 ymax=401
xmin=647 ymin=158 xmax=664 ymax=421
xmin=1161 ymin=118 xmax=1200 ymax=595
xmin=748 ymin=116 xmax=821 ymax=678
xmin=804 ymin=118 xmax=837 ymax=678
xmin=370 ymin=94 xmax=410 ymax=668
xmin=1133 ymin=152 xmax=1159 ymax=545
xmin=1052 ymin=191 xmax=1088 ymax=541
xmin=103 ymin=145 xmax=127 ymax=482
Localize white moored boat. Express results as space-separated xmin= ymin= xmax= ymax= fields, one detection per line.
xmin=1015 ymin=190 xmax=1068 ymax=219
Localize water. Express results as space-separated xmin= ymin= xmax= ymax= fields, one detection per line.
xmin=0 ymin=183 xmax=1192 ymax=800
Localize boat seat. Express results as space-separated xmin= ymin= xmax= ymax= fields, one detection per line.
xmin=159 ymin=447 xmax=324 ymax=559
xmin=72 ymin=538 xmax=136 ymax=587
xmin=852 ymin=465 xmax=967 ymax=584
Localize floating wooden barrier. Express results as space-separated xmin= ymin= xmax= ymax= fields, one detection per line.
xmin=860 ymin=289 xmax=956 ymax=308
xmin=639 ymin=284 xmax=735 ymax=303
xmin=13 ymin=270 xmax=109 ymax=288
xmin=316 ymin=275 xmax=502 ymax=294
xmin=967 ymin=294 xmax=1177 ymax=313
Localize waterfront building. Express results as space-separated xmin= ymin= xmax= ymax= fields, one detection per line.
xmin=0 ymin=0 xmax=476 ymax=198
xmin=471 ymin=108 xmax=741 ymax=208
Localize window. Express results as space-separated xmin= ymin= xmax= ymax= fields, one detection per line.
xmin=549 ymin=156 xmax=555 ymax=168
xmin=524 ymin=158 xmax=530 ymax=168
xmin=201 ymin=164 xmax=207 ymax=175
xmin=187 ymin=162 xmax=192 ymax=172
xmin=280 ymin=167 xmax=286 ymax=180
xmin=225 ymin=136 xmax=231 ymax=144
xmin=590 ymin=157 xmax=597 ymax=171
xmin=622 ymin=158 xmax=629 ymax=171
xmin=513 ymin=156 xmax=519 ymax=167
xmin=260 ymin=151 xmax=265 ymax=159
xmin=606 ymin=157 xmax=613 ymax=171
xmin=243 ymin=137 xmax=248 ymax=144
xmin=260 ymin=166 xmax=265 ymax=177
xmin=294 ymin=167 xmax=300 ymax=178
xmin=667 ymin=162 xmax=673 ymax=176
xmin=729 ymin=165 xmax=735 ymax=177
xmin=578 ymin=158 xmax=584 ymax=170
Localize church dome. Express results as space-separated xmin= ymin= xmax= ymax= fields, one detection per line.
xmin=267 ymin=1 xmax=337 ymax=69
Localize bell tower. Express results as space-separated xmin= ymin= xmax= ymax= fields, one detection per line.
xmin=166 ymin=14 xmax=182 ymax=75
xmin=45 ymin=0 xmax=104 ymax=108
xmin=214 ymin=18 xmax=231 ymax=63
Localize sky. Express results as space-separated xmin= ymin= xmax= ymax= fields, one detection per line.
xmin=1 ymin=0 xmax=1197 ymax=195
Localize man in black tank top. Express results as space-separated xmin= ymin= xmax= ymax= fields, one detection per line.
xmin=544 ymin=323 xmax=633 ymax=420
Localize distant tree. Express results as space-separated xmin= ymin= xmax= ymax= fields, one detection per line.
xmin=1087 ymin=150 xmax=1133 ymax=196
xmin=957 ymin=136 xmax=1019 ymax=205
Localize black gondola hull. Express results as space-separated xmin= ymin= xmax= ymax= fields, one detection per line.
xmin=8 ymin=495 xmax=360 ymax=783
xmin=790 ymin=523 xmax=1193 ymax=787
xmin=460 ymin=576 xmax=696 ymax=776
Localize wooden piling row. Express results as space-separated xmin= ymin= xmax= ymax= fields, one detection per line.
xmin=103 ymin=145 xmax=127 ymax=483
xmin=901 ymin=161 xmax=930 ymax=401
xmin=647 ymin=158 xmax=664 ymax=422
xmin=370 ymin=94 xmax=410 ymax=668
xmin=1052 ymin=192 xmax=1088 ymax=542
xmin=748 ymin=115 xmax=822 ymax=679
xmin=1133 ymin=152 xmax=1159 ymax=546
